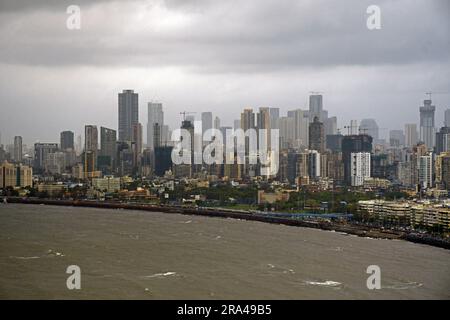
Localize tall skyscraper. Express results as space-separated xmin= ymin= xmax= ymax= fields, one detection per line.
xmin=324 ymin=116 xmax=337 ymax=136
xmin=132 ymin=123 xmax=143 ymax=155
xmin=309 ymin=116 xmax=325 ymax=153
xmin=309 ymin=94 xmax=323 ymax=122
xmin=34 ymin=143 xmax=59 ymax=171
xmin=269 ymin=108 xmax=280 ymax=130
xmin=359 ymin=119 xmax=379 ymax=141
xmin=132 ymin=123 xmax=143 ymax=170
xmin=241 ymin=109 xmax=255 ymax=131
xmin=118 ymin=89 xmax=139 ymax=142
xmin=287 ymin=109 xmax=309 ymax=147
xmin=100 ymin=127 xmax=116 ymax=160
xmin=342 ymin=134 xmax=373 ymax=185
xmin=279 ymin=117 xmax=295 ymax=149
xmin=13 ymin=136 xmax=22 ymax=163
xmin=84 ymin=125 xmax=98 ymax=176
xmin=419 ymin=99 xmax=436 ymax=149
xmin=405 ymin=124 xmax=418 ymax=147
xmin=418 ymin=153 xmax=433 ymax=189
xmin=84 ymin=125 xmax=98 ymax=152
xmin=60 ymin=131 xmax=74 ymax=150
xmin=147 ymin=102 xmax=163 ymax=150
xmin=257 ymin=107 xmax=271 ymax=150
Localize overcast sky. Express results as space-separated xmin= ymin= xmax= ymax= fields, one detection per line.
xmin=0 ymin=0 xmax=449 ymax=146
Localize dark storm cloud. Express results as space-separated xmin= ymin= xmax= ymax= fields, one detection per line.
xmin=0 ymin=0 xmax=448 ymax=71
xmin=0 ymin=0 xmax=449 ymax=145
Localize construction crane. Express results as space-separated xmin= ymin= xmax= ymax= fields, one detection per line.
xmin=338 ymin=126 xmax=388 ymax=136
xmin=179 ymin=111 xmax=196 ymax=121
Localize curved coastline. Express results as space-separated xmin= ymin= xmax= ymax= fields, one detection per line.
xmin=2 ymin=197 xmax=449 ymax=250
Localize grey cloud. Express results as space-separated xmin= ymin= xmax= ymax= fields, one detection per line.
xmin=0 ymin=0 xmax=448 ymax=71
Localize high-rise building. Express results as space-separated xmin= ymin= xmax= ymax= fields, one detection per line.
xmin=269 ymin=108 xmax=280 ymax=130
xmin=308 ymin=150 xmax=321 ymax=178
xmin=13 ymin=136 xmax=22 ymax=163
xmin=147 ymin=102 xmax=163 ymax=150
xmin=84 ymin=125 xmax=98 ymax=176
xmin=444 ymin=109 xmax=450 ymax=127
xmin=34 ymin=143 xmax=59 ymax=171
xmin=435 ymin=126 xmax=450 ymax=155
xmin=233 ymin=119 xmax=241 ymax=130
xmin=350 ymin=152 xmax=371 ymax=187
xmin=257 ymin=107 xmax=271 ymax=150
xmin=241 ymin=109 xmax=255 ymax=131
xmin=279 ymin=117 xmax=295 ymax=149
xmin=214 ymin=116 xmax=221 ymax=130
xmin=132 ymin=123 xmax=143 ymax=172
xmin=389 ymin=130 xmax=405 ymax=147
xmin=0 ymin=162 xmax=15 ymax=188
xmin=418 ymin=153 xmax=433 ymax=189
xmin=287 ymin=109 xmax=309 ymax=147
xmin=309 ymin=94 xmax=323 ymax=122
xmin=201 ymin=112 xmax=213 ymax=139
xmin=324 ymin=116 xmax=337 ymax=136
xmin=326 ymin=134 xmax=343 ymax=152
xmin=118 ymin=89 xmax=139 ymax=142
xmin=100 ymin=127 xmax=116 ymax=171
xmin=173 ymin=120 xmax=195 ymax=178
xmin=309 ymin=117 xmax=325 ymax=153
xmin=435 ymin=152 xmax=450 ymax=190
xmin=405 ymin=124 xmax=418 ymax=148
xmin=359 ymin=119 xmax=379 ymax=141
xmin=153 ymin=123 xmax=161 ymax=149
xmin=84 ymin=125 xmax=98 ymax=152
xmin=154 ymin=146 xmax=173 ymax=176
xmin=60 ymin=131 xmax=74 ymax=150
xmin=75 ymin=134 xmax=82 ymax=156
xmin=132 ymin=123 xmax=143 ymax=155
xmin=342 ymin=135 xmax=372 ymax=185
xmin=419 ymin=99 xmax=436 ymax=149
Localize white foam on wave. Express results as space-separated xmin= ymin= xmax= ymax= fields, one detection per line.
xmin=47 ymin=249 xmax=65 ymax=257
xmin=9 ymin=256 xmax=40 ymax=260
xmin=305 ymin=280 xmax=342 ymax=287
xmin=143 ymin=272 xmax=177 ymax=279
xmin=383 ymin=281 xmax=423 ymax=290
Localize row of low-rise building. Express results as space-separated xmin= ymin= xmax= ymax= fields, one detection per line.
xmin=358 ymin=199 xmax=450 ymax=233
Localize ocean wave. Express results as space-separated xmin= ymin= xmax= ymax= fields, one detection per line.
xmin=143 ymin=272 xmax=177 ymax=279
xmin=305 ymin=280 xmax=342 ymax=287
xmin=383 ymin=281 xmax=423 ymax=290
xmin=47 ymin=249 xmax=65 ymax=257
xmin=9 ymin=256 xmax=40 ymax=260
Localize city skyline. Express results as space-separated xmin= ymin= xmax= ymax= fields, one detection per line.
xmin=0 ymin=0 xmax=449 ymax=145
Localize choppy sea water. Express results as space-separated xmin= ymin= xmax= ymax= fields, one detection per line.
xmin=0 ymin=204 xmax=449 ymax=299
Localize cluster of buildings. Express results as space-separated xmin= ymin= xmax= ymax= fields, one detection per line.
xmin=1 ymin=91 xmax=450 ymax=199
